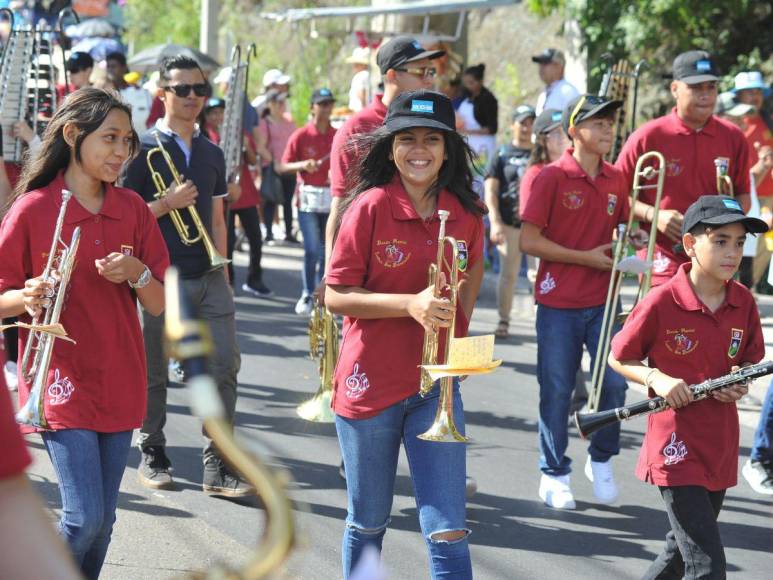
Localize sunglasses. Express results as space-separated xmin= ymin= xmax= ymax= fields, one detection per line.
xmin=394 ymin=66 xmax=437 ymax=80
xmin=164 ymin=83 xmax=209 ymax=98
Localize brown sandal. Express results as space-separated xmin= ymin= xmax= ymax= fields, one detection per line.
xmin=495 ymin=320 xmax=509 ymax=338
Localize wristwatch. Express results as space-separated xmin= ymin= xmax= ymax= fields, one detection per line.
xmin=128 ymin=265 xmax=152 ymax=289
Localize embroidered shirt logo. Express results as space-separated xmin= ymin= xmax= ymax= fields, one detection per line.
xmin=121 ymin=244 xmax=134 ymax=256
xmin=47 ymin=369 xmax=74 ymax=406
xmin=456 ymin=240 xmax=468 ymax=272
xmin=539 ymin=272 xmax=556 ymax=295
xmin=666 ymin=158 xmax=683 ymax=177
xmin=652 ymin=251 xmax=670 ymax=274
xmin=375 ymin=239 xmax=411 ymax=268
xmin=728 ymin=328 xmax=743 ymax=358
xmin=562 ymin=191 xmax=584 ymax=210
xmin=665 ymin=328 xmax=699 ymax=355
xmin=663 ymin=432 xmax=688 ymax=465
xmin=344 ymin=363 xmax=370 ymax=399
xmin=607 ymin=194 xmax=617 ymax=216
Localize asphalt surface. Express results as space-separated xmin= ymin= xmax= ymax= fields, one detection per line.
xmin=23 ymin=242 xmax=773 ymax=580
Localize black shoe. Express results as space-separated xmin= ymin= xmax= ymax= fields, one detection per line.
xmin=138 ymin=446 xmax=174 ymax=489
xmin=242 ymin=282 xmax=273 ymax=298
xmin=202 ymin=459 xmax=255 ymax=497
xmin=338 ymin=460 xmax=346 ymax=481
xmin=283 ymin=234 xmax=300 ymax=245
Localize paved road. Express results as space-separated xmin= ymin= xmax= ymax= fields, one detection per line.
xmin=24 ymin=243 xmax=773 ymax=579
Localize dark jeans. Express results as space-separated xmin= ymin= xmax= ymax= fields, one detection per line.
xmin=227 ymin=205 xmax=264 ymax=287
xmin=2 ymin=317 xmax=17 ymax=360
xmin=138 ymin=269 xmax=241 ymax=462
xmin=751 ymin=378 xmax=773 ymax=462
xmin=42 ymin=429 xmax=133 ymax=580
xmin=643 ymin=486 xmax=727 ymax=580
xmin=263 ymin=173 xmax=296 ymax=239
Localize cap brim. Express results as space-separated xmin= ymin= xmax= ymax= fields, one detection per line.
xmin=514 ymin=112 xmax=536 ymax=122
xmin=405 ymin=49 xmax=446 ymax=64
xmin=700 ymin=214 xmax=769 ymax=234
xmin=725 ymin=104 xmax=755 ymax=117
xmin=732 ymin=84 xmax=772 ymax=97
xmin=538 ymin=120 xmax=562 ymax=134
xmin=574 ymin=100 xmax=623 ymax=126
xmin=680 ymin=74 xmax=719 ymax=85
xmin=312 ymin=98 xmax=336 ymax=105
xmin=383 ymin=116 xmax=453 ymax=134
xmin=531 ymin=56 xmax=553 ymax=64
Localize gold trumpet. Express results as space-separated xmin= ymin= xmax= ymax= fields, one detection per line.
xmin=715 ymin=157 xmax=734 ymax=197
xmin=164 ymin=267 xmax=294 ymax=579
xmin=147 ymin=132 xmax=230 ymax=268
xmin=587 ymin=151 xmax=665 ymax=413
xmin=296 ymin=299 xmax=337 ymax=423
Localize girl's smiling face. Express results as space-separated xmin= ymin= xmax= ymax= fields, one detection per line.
xmin=391 ymin=127 xmax=446 ymax=192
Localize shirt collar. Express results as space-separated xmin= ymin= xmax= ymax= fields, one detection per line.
xmin=154 ymin=118 xmax=201 ymax=139
xmin=668 ymin=108 xmax=717 ymax=137
xmin=556 ymin=148 xmax=612 ymax=179
xmin=48 ymin=172 xmax=122 ymax=223
xmin=670 ymin=262 xmax=740 ymax=312
xmin=387 ymin=174 xmax=461 ymax=222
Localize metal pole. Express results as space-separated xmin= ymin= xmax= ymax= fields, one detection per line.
xmin=200 ymin=0 xmax=219 ymax=57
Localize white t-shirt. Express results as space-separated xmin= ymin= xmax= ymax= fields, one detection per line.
xmin=348 ymin=69 xmax=370 ymax=112
xmin=120 ymin=86 xmax=153 ymax=135
xmin=535 ymin=78 xmax=580 ymax=115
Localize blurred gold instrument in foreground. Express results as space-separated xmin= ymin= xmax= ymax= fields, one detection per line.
xmin=297 ymin=299 xmax=337 ymax=423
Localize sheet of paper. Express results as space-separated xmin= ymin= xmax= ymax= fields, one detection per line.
xmin=421 ymin=334 xmax=502 ymax=380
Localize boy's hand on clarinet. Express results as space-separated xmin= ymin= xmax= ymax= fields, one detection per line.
xmin=712 ymin=365 xmax=750 ymax=403
xmin=650 ymin=370 xmax=693 ymax=409
xmin=408 ymin=272 xmax=453 ymax=333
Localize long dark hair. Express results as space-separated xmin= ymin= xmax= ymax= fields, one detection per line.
xmin=337 ymin=125 xmax=486 ymax=232
xmin=528 ymin=134 xmax=551 ymax=168
xmin=8 ymin=88 xmax=138 ymax=211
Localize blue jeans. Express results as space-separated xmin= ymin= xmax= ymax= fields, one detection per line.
xmin=536 ymin=304 xmax=628 ymax=476
xmin=751 ymin=378 xmax=773 ymax=462
xmin=42 ymin=429 xmax=133 ymax=580
xmin=336 ymin=381 xmax=472 ymax=579
xmin=297 ymin=211 xmax=328 ymax=296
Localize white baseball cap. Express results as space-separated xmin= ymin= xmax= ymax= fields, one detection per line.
xmin=262 ymin=68 xmax=291 ymax=87
xmin=212 ymin=66 xmax=232 ymax=85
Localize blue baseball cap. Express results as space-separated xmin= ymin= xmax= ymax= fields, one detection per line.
xmin=732 ymin=71 xmax=771 ymax=98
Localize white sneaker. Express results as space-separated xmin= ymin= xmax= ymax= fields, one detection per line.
xmin=585 ymin=456 xmax=619 ymax=504
xmin=4 ymin=360 xmax=18 ymax=392
xmin=538 ymin=474 xmax=576 ymax=509
xmin=742 ymin=459 xmax=773 ymax=495
xmin=294 ymin=295 xmax=313 ymax=316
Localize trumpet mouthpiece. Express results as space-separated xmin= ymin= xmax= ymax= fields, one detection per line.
xmin=438 ymin=210 xmax=450 ymax=221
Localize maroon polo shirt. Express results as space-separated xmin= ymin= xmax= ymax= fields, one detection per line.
xmin=282 ymin=122 xmax=337 ymax=188
xmin=0 ymin=351 xmax=30 ymax=478
xmin=611 ymin=263 xmax=764 ymax=490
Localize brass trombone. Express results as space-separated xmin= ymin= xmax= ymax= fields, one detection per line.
xmin=296 ymin=299 xmax=337 ymax=423
xmin=587 ymin=151 xmax=665 ymax=413
xmin=147 ymin=132 xmax=230 ymax=268
xmin=715 ymin=157 xmax=734 ymax=197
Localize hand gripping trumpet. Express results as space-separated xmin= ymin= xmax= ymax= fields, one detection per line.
xmin=296 ymin=298 xmax=338 ymax=423
xmin=715 ymin=157 xmax=734 ymax=197
xmin=147 ymin=131 xmax=230 ymax=268
xmin=17 ymin=189 xmax=81 ymax=429
xmin=164 ymin=267 xmax=294 ymax=579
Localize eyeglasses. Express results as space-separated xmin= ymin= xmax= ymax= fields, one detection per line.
xmin=394 ymin=66 xmax=437 ymax=80
xmin=163 ymin=83 xmax=209 ymax=98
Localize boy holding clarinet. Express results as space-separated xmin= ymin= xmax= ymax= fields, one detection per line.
xmin=609 ymin=195 xmax=768 ymax=579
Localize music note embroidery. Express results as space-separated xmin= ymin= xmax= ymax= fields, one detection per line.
xmin=662 ymin=432 xmax=688 ymax=466
xmin=47 ymin=369 xmax=75 ymax=406
xmin=345 ymin=363 xmax=370 ymax=399
xmin=652 ymin=251 xmax=669 ymax=274
xmin=539 ymin=272 xmax=556 ymax=295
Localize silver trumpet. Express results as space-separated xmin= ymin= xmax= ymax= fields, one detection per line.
xmin=17 ymin=189 xmax=80 ymax=429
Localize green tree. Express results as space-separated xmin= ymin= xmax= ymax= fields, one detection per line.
xmin=124 ymin=0 xmax=202 ymax=52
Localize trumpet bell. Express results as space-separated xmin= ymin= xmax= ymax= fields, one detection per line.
xmin=417 ymin=407 xmax=468 ymax=443
xmin=296 ymin=390 xmax=335 ymax=423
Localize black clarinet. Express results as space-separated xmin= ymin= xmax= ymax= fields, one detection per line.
xmin=574 ymin=360 xmax=773 ymax=439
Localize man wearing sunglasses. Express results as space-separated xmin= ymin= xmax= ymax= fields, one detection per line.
xmin=124 ymin=55 xmax=247 ymax=497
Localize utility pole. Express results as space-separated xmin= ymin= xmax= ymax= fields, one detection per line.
xmin=200 ymin=0 xmax=219 ymax=57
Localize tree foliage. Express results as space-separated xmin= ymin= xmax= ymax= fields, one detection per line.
xmin=124 ymin=0 xmax=202 ymax=52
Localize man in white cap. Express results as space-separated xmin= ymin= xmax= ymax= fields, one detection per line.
xmin=346 ymin=47 xmax=371 ymax=112
xmin=532 ymin=48 xmax=579 ymax=114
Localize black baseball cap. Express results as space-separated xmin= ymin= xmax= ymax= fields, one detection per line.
xmin=512 ymin=104 xmax=536 ymax=123
xmin=311 ymin=87 xmax=335 ymax=104
xmin=376 ymin=36 xmax=445 ymax=75
xmin=531 ymin=48 xmax=565 ymax=65
xmin=562 ymin=94 xmax=622 ymax=135
xmin=66 ymin=51 xmax=94 ymax=73
xmin=682 ymin=195 xmax=767 ymax=236
xmin=383 ymin=90 xmax=455 ymax=134
xmin=533 ymin=108 xmax=562 ymax=135
xmin=673 ymin=50 xmax=719 ymax=85
xmin=205 ymin=97 xmax=225 ymax=111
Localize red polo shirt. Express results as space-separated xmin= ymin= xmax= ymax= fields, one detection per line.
xmin=611 ymin=263 xmax=764 ymax=490
xmin=520 ymin=149 xmax=630 ymax=309
xmin=743 ymin=114 xmax=773 ymax=198
xmin=518 ymin=162 xmax=545 ymax=214
xmin=0 ymin=352 xmax=30 ymax=478
xmin=616 ymin=110 xmax=751 ymax=285
xmin=0 ymin=173 xmax=170 ymax=433
xmin=330 ymin=95 xmax=388 ymax=198
xmin=282 ymin=122 xmax=337 ymax=188
xmin=327 ymin=177 xmax=484 ymax=419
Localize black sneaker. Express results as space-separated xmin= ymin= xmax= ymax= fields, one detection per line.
xmin=284 ymin=234 xmax=301 ymax=245
xmin=138 ymin=446 xmax=174 ymax=489
xmin=202 ymin=459 xmax=255 ymax=497
xmin=242 ymin=282 xmax=273 ymax=298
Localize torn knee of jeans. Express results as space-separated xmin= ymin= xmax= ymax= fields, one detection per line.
xmin=345 ymin=519 xmax=389 ymax=536
xmin=428 ymin=528 xmax=471 ymax=544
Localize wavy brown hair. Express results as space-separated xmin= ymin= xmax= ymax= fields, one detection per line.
xmin=6 ymin=87 xmax=138 ymax=213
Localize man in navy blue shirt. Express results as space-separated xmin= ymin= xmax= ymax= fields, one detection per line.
xmin=124 ymin=55 xmax=248 ymax=497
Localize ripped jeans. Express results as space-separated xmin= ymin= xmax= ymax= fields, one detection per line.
xmin=335 ymin=380 xmax=472 ymax=579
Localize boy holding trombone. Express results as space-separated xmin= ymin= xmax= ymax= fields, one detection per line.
xmin=520 ymin=94 xmax=646 ymax=509
xmin=609 ymin=196 xmax=766 ymax=579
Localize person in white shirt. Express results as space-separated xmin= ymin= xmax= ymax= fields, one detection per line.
xmin=345 ymin=47 xmax=371 ymax=112
xmin=532 ymin=48 xmax=579 ymax=114
xmin=106 ymin=51 xmax=153 ymax=134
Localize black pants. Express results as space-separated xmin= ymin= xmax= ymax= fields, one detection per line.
xmin=262 ymin=173 xmax=296 ymax=240
xmin=643 ymin=485 xmax=727 ymax=580
xmin=2 ymin=319 xmax=18 ymax=361
xmin=227 ymin=206 xmax=263 ymax=288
